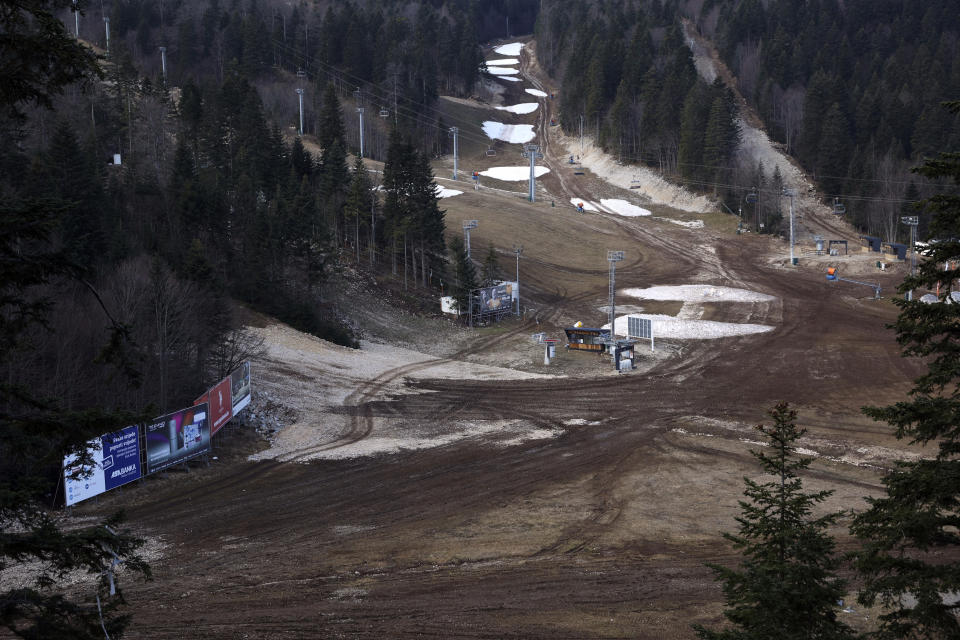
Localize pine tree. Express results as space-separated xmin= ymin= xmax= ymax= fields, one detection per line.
xmin=694 ymin=402 xmax=854 ymax=640
xmin=0 ymin=4 xmax=150 ymax=636
xmin=816 ymin=103 xmax=851 ymax=198
xmin=344 ymin=156 xmax=371 ymax=263
xmin=481 ymin=245 xmax=502 ymax=287
xmin=318 ymin=82 xmax=345 ymax=151
xmin=448 ymin=235 xmax=477 ymax=316
xmin=851 ymin=100 xmax=960 ymax=639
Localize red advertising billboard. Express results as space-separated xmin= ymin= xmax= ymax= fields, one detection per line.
xmin=196 ymin=376 xmax=233 ymax=435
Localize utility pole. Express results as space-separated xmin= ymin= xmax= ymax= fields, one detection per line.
xmin=607 ymin=251 xmax=624 ymax=338
xmin=449 ymin=127 xmax=459 ymax=180
xmin=901 ymin=215 xmax=919 ymax=301
xmin=354 ymin=87 xmax=365 ymax=158
xmin=462 ymin=220 xmax=478 ymax=259
xmin=784 ymin=188 xmax=797 ymax=265
xmin=579 ymin=113 xmax=584 ymax=158
xmin=159 ymin=47 xmax=167 ymax=84
xmin=296 ymin=68 xmax=306 ymax=135
xmin=514 ymin=245 xmax=523 ymax=316
xmin=522 ymin=144 xmax=543 ymax=202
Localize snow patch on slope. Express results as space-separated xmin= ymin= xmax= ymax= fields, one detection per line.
xmin=481 ymin=166 xmax=550 ymax=181
xmin=482 ymin=121 xmax=535 ymax=144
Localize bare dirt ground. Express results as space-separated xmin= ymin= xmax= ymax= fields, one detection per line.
xmin=63 ymin=39 xmax=930 ymax=639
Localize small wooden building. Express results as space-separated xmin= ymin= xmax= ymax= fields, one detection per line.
xmin=564 ymin=327 xmax=612 ymax=352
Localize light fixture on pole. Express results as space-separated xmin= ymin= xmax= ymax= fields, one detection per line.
xmin=901 ymin=215 xmax=919 ymax=301
xmin=783 ymin=188 xmax=797 ymax=265
xmin=462 ymin=220 xmax=478 ymax=259
xmin=607 ymin=250 xmax=624 ymax=338
xmin=513 ymin=245 xmax=523 ymax=316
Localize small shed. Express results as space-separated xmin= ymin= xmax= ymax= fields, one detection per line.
xmin=884 ymin=242 xmax=908 ymax=261
xmin=861 ymin=235 xmax=882 ymax=252
xmin=564 ymin=327 xmax=611 ymax=352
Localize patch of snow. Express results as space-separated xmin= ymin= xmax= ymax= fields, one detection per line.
xmin=486 ymin=67 xmax=519 ymax=76
xmin=435 ymin=185 xmax=463 ymax=198
xmin=600 ymin=199 xmax=651 ymax=217
xmin=480 ymin=166 xmax=550 ymax=181
xmin=654 ymin=217 xmax=704 ymax=228
xmin=495 ymin=102 xmax=539 ymax=114
xmin=486 ymin=58 xmax=519 ymax=66
xmin=570 ymin=198 xmax=599 ymax=211
xmin=497 ymin=76 xmax=522 ymax=82
xmin=607 ymin=313 xmax=774 ymax=340
xmin=495 ymin=42 xmax=524 ymax=56
xmin=623 ymin=285 xmax=775 ymax=303
xmin=525 ymin=88 xmax=548 ymax=98
xmin=481 ymin=121 xmax=535 ymax=144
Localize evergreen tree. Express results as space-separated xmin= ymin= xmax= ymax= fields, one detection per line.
xmin=0 ymin=3 xmax=150 ymax=636
xmin=481 ymin=245 xmax=502 ymax=287
xmin=816 ymin=103 xmax=851 ymax=198
xmin=318 ymin=83 xmax=345 ymax=151
xmin=448 ymin=235 xmax=477 ymax=315
xmin=694 ymin=402 xmax=854 ymax=640
xmin=851 ymin=101 xmax=960 ymax=639
xmin=344 ymin=156 xmax=371 ymax=263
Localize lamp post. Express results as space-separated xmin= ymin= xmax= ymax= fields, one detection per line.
xmin=784 ymin=188 xmax=797 ymax=265
xmin=513 ymin=245 xmax=523 ymax=316
xmin=901 ymin=215 xmax=919 ymax=301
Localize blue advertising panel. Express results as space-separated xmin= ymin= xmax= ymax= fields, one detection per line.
xmin=64 ymin=425 xmax=142 ymax=506
xmin=145 ymin=403 xmax=211 ymax=474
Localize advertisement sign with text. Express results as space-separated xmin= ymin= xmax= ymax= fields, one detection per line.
xmin=145 ymin=404 xmax=210 ymax=474
xmin=196 ymin=377 xmax=233 ymax=435
xmin=230 ymin=361 xmax=251 ymax=415
xmin=477 ymin=283 xmax=513 ymax=313
xmin=64 ymin=425 xmax=142 ymax=506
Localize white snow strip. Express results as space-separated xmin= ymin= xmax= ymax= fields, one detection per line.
xmin=654 ymin=217 xmax=705 ymax=228
xmin=623 ymin=285 xmax=775 ymax=303
xmin=485 ymin=58 xmax=519 ymax=66
xmin=525 ymin=88 xmax=549 ymax=98
xmin=486 ymin=67 xmax=519 ymax=76
xmin=495 ymin=102 xmax=539 ymax=114
xmin=435 ymin=185 xmax=463 ymax=198
xmin=569 ymin=198 xmax=599 ymax=211
xmin=495 ymin=42 xmax=524 ymax=56
xmin=481 ymin=121 xmax=535 ymax=144
xmin=607 ymin=314 xmax=774 ymax=340
xmin=480 ymin=166 xmax=550 ymax=181
xmin=497 ymin=76 xmax=522 ymax=82
xmin=600 ymin=199 xmax=651 ymax=217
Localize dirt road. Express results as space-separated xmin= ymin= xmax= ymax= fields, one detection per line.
xmin=66 ymin=41 xmax=925 ymax=639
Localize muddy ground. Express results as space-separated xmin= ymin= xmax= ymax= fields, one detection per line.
xmin=63 ymin=41 xmax=929 ymax=640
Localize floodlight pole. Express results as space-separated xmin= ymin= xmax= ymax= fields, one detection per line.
xmin=579 ymin=114 xmax=584 ymax=158
xmin=463 ymin=220 xmax=478 ymax=259
xmin=901 ymin=215 xmax=919 ymax=301
xmin=296 ymin=68 xmax=306 ymax=135
xmin=514 ymin=245 xmax=523 ymax=316
xmin=607 ymin=250 xmax=624 ymax=337
xmin=784 ymin=188 xmax=797 ymax=265
xmin=522 ymin=144 xmax=542 ymax=202
xmin=357 ymin=108 xmax=365 ymax=157
xmin=450 ymin=127 xmax=459 ymax=180
xmin=159 ymin=46 xmax=167 ymax=84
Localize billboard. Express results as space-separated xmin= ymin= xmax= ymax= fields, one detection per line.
xmin=145 ymin=404 xmax=210 ymax=474
xmin=230 ymin=361 xmax=251 ymax=415
xmin=64 ymin=425 xmax=142 ymax=506
xmin=196 ymin=376 xmax=233 ymax=435
xmin=477 ymin=282 xmax=514 ymax=313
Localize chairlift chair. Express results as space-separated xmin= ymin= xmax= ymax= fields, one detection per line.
xmin=485 ymin=147 xmax=497 ymax=157
xmin=379 ymin=107 xmax=389 ymax=118
xmin=833 ymin=198 xmax=846 ymax=215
